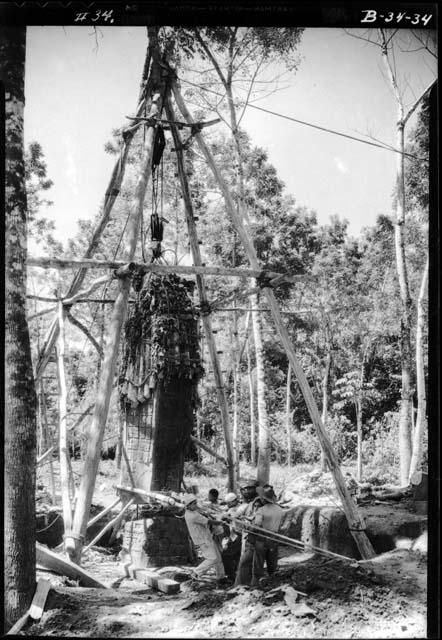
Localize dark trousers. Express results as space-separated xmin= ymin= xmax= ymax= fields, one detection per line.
xmin=234 ymin=539 xmax=255 ymax=586
xmin=221 ymin=537 xmax=241 ymax=581
xmin=252 ymin=539 xmax=278 ymax=580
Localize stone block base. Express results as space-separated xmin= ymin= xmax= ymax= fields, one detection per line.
xmin=123 ymin=514 xmax=195 ymax=567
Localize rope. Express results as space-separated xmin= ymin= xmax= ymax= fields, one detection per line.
xmin=177 ymin=76 xmax=425 ymax=161
xmin=36 ymin=512 xmax=62 ymax=533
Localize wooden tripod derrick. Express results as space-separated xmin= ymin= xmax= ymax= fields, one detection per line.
xmin=118 ymin=272 xmax=203 ymax=493
xmin=27 ymin=29 xmax=376 ymax=563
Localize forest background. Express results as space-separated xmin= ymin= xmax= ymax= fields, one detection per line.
xmin=24 ymin=25 xmax=436 ymax=489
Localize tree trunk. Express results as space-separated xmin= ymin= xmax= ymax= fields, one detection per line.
xmin=285 ymin=364 xmax=292 ymax=468
xmin=356 ymin=398 xmax=363 ymax=483
xmin=380 ymin=37 xmax=414 ymax=486
xmin=251 ymin=293 xmax=270 ymax=484
xmin=151 ymin=381 xmax=195 ymax=492
xmin=394 ymin=119 xmax=414 ymax=485
xmin=408 ymin=257 xmax=429 ymax=481
xmin=56 ymin=301 xmax=73 ymax=532
xmin=247 ymin=322 xmax=256 ymax=465
xmin=2 ymin=25 xmax=38 ymax=630
xmin=231 ymin=306 xmax=240 ymax=481
xmin=68 ymin=34 xmax=169 ymax=561
xmin=320 ymin=346 xmax=331 ymax=472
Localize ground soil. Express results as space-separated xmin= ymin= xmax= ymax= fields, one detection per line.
xmin=29 ymin=459 xmax=428 ymax=638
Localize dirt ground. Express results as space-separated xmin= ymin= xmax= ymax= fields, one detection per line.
xmin=30 ymin=459 xmax=428 ymax=638
xmin=27 ymin=546 xmax=427 ymax=638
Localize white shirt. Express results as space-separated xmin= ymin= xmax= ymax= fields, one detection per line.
xmin=184 ymin=509 xmax=214 ymax=547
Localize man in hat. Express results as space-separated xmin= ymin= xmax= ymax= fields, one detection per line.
xmin=183 ymin=493 xmax=227 ymax=583
xmin=233 ymin=478 xmax=263 ymax=586
xmin=250 ymin=485 xmax=285 ymax=586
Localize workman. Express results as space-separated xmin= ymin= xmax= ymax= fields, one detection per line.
xmin=203 ymin=488 xmax=225 ymax=549
xmin=250 ymin=485 xmax=285 ymax=587
xmin=219 ymin=492 xmax=242 ymax=581
xmin=183 ymin=493 xmax=228 ymax=584
xmin=233 ymin=478 xmax=263 ymax=586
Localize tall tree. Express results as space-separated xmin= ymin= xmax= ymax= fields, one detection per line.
xmin=344 ymin=28 xmax=435 ymax=484
xmin=2 ymin=26 xmax=38 ymax=630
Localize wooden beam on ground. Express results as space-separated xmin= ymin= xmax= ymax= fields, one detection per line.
xmin=29 ymin=578 xmax=51 ymax=621
xmin=67 ymin=37 xmax=170 ymax=563
xmin=172 ymin=76 xmax=376 ymax=560
xmin=190 ymin=435 xmax=227 ymax=466
xmin=27 ymin=256 xmax=305 ymax=285
xmin=35 ymin=543 xmax=108 ymax=588
xmin=124 ymin=564 xmax=180 ymax=594
xmin=166 ymin=95 xmax=235 ymax=491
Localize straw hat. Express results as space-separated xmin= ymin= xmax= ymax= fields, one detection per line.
xmin=223 ymin=492 xmax=239 ymax=505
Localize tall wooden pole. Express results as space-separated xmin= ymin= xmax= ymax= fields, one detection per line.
xmin=165 ymin=96 xmax=236 ymax=491
xmin=66 ymin=34 xmax=170 ymax=561
xmin=285 ymin=363 xmax=292 ymax=468
xmin=172 ymin=76 xmax=375 ymax=559
xmin=56 ymin=300 xmax=72 ymax=534
xmin=246 ymin=321 xmax=256 ymax=465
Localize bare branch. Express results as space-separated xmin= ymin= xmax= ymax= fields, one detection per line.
xmin=237 ymin=56 xmax=264 ymax=126
xmin=403 ymin=78 xmax=437 ymax=125
xmin=65 ymin=309 xmax=103 ymax=358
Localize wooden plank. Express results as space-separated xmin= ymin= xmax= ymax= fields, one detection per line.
xmin=36 ymin=543 xmax=108 ymax=589
xmin=126 ymin=564 xmax=180 ymax=594
xmin=29 ymin=578 xmax=51 ymax=620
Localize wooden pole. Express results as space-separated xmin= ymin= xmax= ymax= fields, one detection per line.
xmin=190 ymin=435 xmax=228 ymax=466
xmin=172 ymin=77 xmax=375 ymax=559
xmin=87 ymin=497 xmax=121 ymax=529
xmin=246 ymin=319 xmax=256 ymax=466
xmin=39 ymin=380 xmax=56 ymax=503
xmin=285 ymin=363 xmax=292 ymax=468
xmin=83 ymin=498 xmax=135 ymax=553
xmin=67 ymin=36 xmax=170 ymax=562
xmin=27 ymin=256 xmax=300 ymax=283
xmin=55 ymin=301 xmax=72 ymax=535
xmin=165 ymin=95 xmax=235 ymax=491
